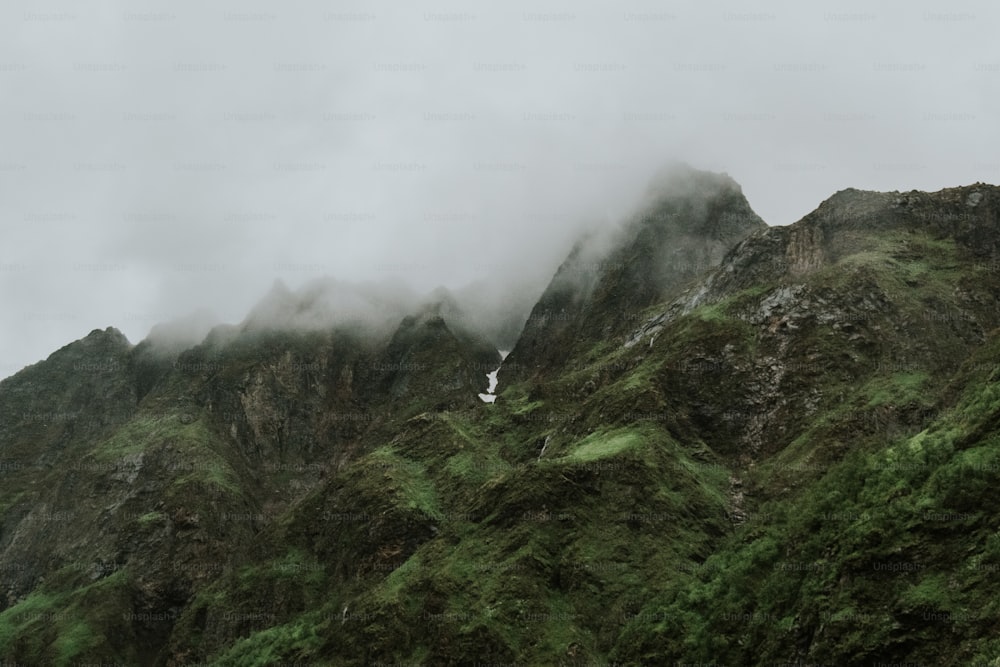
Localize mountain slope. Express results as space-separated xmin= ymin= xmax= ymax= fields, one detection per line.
xmin=0 ymin=291 xmax=501 ymax=664
xmin=2 ymin=173 xmax=1000 ymax=665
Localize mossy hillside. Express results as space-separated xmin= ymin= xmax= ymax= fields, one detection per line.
xmin=640 ymin=228 xmax=994 ymax=466
xmin=280 ymin=443 xmax=443 ymax=586
xmin=83 ymin=408 xmax=245 ymax=507
xmin=0 ymin=314 xmax=504 ymax=664
xmin=300 ymin=448 xmax=716 ymax=660
xmin=305 ymin=422 xmax=732 ymax=665
xmin=507 ymin=294 xmax=763 ymax=460
xmin=390 ymin=411 xmax=531 ymax=505
xmin=170 ymin=417 xmax=735 ymax=666
xmin=206 ymin=610 xmax=331 ymax=667
xmin=0 ymin=405 xmax=262 ymax=638
xmin=813 ymin=229 xmax=994 ymax=371
xmin=748 ymin=367 xmax=938 ymax=497
xmin=0 ymin=329 xmax=138 ymax=534
xmin=129 ymin=329 xmax=385 ymax=509
xmin=0 ymin=569 xmax=138 ymax=666
xmin=611 ymin=331 xmax=1000 ymax=665
xmin=738 ymin=237 xmax=991 ymax=493
xmin=167 ymin=545 xmax=331 ymax=663
xmin=160 ymin=325 xmax=414 ymax=490
xmin=561 ymin=428 xmax=642 ymax=462
xmin=828 ymin=229 xmax=964 ymax=293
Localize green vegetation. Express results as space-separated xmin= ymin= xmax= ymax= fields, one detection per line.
xmin=559 ymin=428 xmax=643 ymax=462
xmin=864 ymin=370 xmax=931 ymax=407
xmin=0 ymin=570 xmax=131 ymax=665
xmin=367 ymin=447 xmax=443 ymax=519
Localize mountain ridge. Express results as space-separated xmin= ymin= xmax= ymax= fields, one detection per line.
xmin=3 ymin=167 xmax=1000 ymax=665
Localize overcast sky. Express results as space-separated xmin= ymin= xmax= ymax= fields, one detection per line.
xmin=1 ymin=0 xmax=998 ymax=378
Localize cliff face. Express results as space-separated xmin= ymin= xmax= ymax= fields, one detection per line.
xmin=4 ymin=173 xmax=1000 ymax=666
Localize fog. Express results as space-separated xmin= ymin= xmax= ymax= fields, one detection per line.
xmin=1 ymin=0 xmax=998 ymax=377
xmin=237 ymin=276 xmax=426 ymax=346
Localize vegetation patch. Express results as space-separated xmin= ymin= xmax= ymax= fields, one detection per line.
xmin=559 ymin=428 xmax=644 ymax=463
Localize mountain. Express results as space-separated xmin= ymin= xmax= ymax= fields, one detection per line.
xmin=504 ymin=163 xmax=766 ymax=385
xmin=3 ymin=167 xmax=1000 ymax=665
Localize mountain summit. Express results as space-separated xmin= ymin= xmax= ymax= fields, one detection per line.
xmin=505 ymin=163 xmax=766 ymax=384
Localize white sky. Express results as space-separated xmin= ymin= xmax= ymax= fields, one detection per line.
xmin=1 ymin=0 xmax=998 ymax=377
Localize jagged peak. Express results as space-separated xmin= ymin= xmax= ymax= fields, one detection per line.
xmin=86 ymin=325 xmax=126 ymax=338
xmin=83 ymin=326 xmax=131 ymax=348
xmin=642 ymin=162 xmax=744 ymax=203
xmin=20 ymin=326 xmax=134 ymax=375
xmin=240 ymin=275 xmax=420 ymax=333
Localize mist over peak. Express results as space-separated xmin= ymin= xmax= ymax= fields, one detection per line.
xmin=240 ymin=275 xmax=422 ymax=336
xmin=143 ymin=308 xmax=221 ymax=352
xmin=643 ymin=161 xmax=743 ymax=201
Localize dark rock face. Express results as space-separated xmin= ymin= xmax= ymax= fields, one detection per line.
xmin=504 ymin=164 xmax=766 ymax=384
xmin=379 ymin=310 xmax=502 ymax=408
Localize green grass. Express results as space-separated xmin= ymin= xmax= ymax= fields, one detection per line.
xmin=378 ymin=551 xmax=424 ymax=603
xmin=171 ymin=455 xmax=241 ymax=496
xmin=0 ymin=569 xmax=131 ymax=664
xmin=0 ymin=591 xmax=60 ymax=648
xmin=89 ymin=411 xmax=242 ymax=495
xmin=694 ymin=300 xmax=732 ymax=323
xmin=93 ymin=413 xmax=212 ymax=460
xmin=444 ymin=450 xmax=511 ymax=485
xmin=210 ymin=612 xmax=326 ymax=667
xmin=509 ymin=398 xmax=543 ymax=415
xmin=137 ymin=511 xmax=165 ymax=525
xmin=53 ymin=620 xmax=101 ymax=667
xmin=865 ymin=371 xmax=931 ymax=407
xmin=560 ymin=429 xmax=643 ymax=463
xmin=367 ymin=448 xmax=442 ymax=520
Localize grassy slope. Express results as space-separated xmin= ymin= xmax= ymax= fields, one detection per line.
xmin=202 ymin=410 xmax=733 ymax=666
xmin=613 ymin=335 xmax=1000 ymax=666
